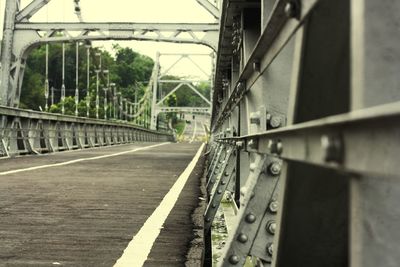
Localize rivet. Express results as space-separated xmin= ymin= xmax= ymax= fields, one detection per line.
xmin=206 ymin=218 xmax=211 ymax=222
xmin=240 ymin=186 xmax=247 ymax=196
xmin=266 ymin=242 xmax=274 ymax=256
xmin=212 ymin=203 xmax=217 ymax=208
xmin=221 ymin=180 xmax=227 ymax=185
xmin=249 ymin=163 xmax=256 ymax=171
xmin=245 ymin=213 xmax=256 ymax=223
xmin=229 ymin=255 xmax=240 ymax=264
xmin=266 ymin=221 xmax=276 ymax=235
xmin=268 ymin=162 xmax=281 ymax=176
xmin=269 ymin=201 xmax=279 ymax=213
xmin=217 ymin=189 xmax=223 ymax=194
xmin=284 ymin=2 xmax=298 ymax=18
xmin=224 ymin=171 xmax=229 ymax=176
xmin=237 ymin=233 xmax=248 ymax=243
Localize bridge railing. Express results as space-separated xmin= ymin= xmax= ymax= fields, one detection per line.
xmin=0 ymin=106 xmax=174 ymax=157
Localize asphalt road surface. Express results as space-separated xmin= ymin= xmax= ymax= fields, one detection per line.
xmin=181 ymin=114 xmax=210 ymax=143
xmin=0 ymin=142 xmax=204 ymax=267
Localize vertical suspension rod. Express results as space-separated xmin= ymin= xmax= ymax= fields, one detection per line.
xmin=61 ymin=43 xmax=66 ymax=115
xmin=75 ymin=42 xmax=79 ymax=116
xmin=44 ymin=43 xmax=49 ymax=111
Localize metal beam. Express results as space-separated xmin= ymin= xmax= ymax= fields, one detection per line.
xmin=15 ymin=22 xmax=219 ymax=31
xmin=186 ymin=83 xmax=211 ymax=105
xmin=16 ymin=0 xmax=52 ymax=22
xmin=196 ymin=0 xmax=220 ymax=19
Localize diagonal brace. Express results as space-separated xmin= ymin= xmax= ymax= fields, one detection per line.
xmin=16 ymin=0 xmax=52 ymax=22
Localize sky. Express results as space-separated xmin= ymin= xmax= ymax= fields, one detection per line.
xmin=0 ymin=0 xmax=217 ymax=80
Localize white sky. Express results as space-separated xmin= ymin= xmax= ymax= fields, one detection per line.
xmin=0 ymin=0 xmax=217 ymax=79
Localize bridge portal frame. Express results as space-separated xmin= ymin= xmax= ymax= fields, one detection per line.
xmin=150 ymin=52 xmax=214 ymax=130
xmin=0 ymin=0 xmax=219 ymax=108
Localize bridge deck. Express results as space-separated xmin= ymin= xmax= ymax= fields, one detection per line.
xmin=0 ymin=142 xmax=205 ymax=267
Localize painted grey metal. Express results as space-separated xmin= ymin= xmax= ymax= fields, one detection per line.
xmin=0 ymin=106 xmax=173 ymax=157
xmin=204 ymin=146 xmax=236 ymax=232
xmin=207 ymin=0 xmax=400 ymax=266
xmin=150 ymin=52 xmax=213 ymax=130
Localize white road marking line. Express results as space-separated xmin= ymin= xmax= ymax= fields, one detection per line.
xmin=0 ymin=143 xmax=170 ymax=176
xmin=113 ymin=143 xmax=205 ymax=267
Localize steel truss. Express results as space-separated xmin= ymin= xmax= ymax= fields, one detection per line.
xmin=206 ymin=0 xmax=400 ymax=266
xmin=150 ymin=52 xmax=214 ymax=130
xmin=0 ymin=0 xmax=219 ymax=108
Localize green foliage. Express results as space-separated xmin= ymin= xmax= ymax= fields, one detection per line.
xmin=159 ymin=75 xmax=211 ymax=108
xmin=174 ymin=120 xmax=186 ymax=136
xmin=21 ymin=44 xmax=154 ymax=115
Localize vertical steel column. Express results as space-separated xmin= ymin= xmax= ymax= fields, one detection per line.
xmin=350 ymin=0 xmax=400 ymax=266
xmin=150 ymin=52 xmax=160 ymax=130
xmin=0 ymin=0 xmax=19 ymax=106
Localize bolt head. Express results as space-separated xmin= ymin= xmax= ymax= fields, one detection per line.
xmin=269 ymin=162 xmax=281 ymax=176
xmin=266 ymin=242 xmax=274 ymax=256
xmin=237 ymin=233 xmax=248 ymax=243
xmin=229 ymin=255 xmax=240 ymax=264
xmin=266 ymin=221 xmax=276 ymax=234
xmin=270 ymin=116 xmax=282 ymax=128
xmin=269 ymin=201 xmax=279 ymax=213
xmin=245 ymin=213 xmax=256 ymax=223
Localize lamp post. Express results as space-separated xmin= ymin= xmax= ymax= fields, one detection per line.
xmin=95 ymin=52 xmax=102 ymax=70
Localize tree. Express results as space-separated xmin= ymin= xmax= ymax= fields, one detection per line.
xmin=21 ymin=44 xmax=155 ymax=117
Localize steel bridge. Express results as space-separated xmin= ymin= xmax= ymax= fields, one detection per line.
xmin=0 ymin=0 xmax=400 ymax=266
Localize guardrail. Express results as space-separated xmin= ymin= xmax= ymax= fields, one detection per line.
xmin=0 ymin=106 xmax=174 ymax=157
